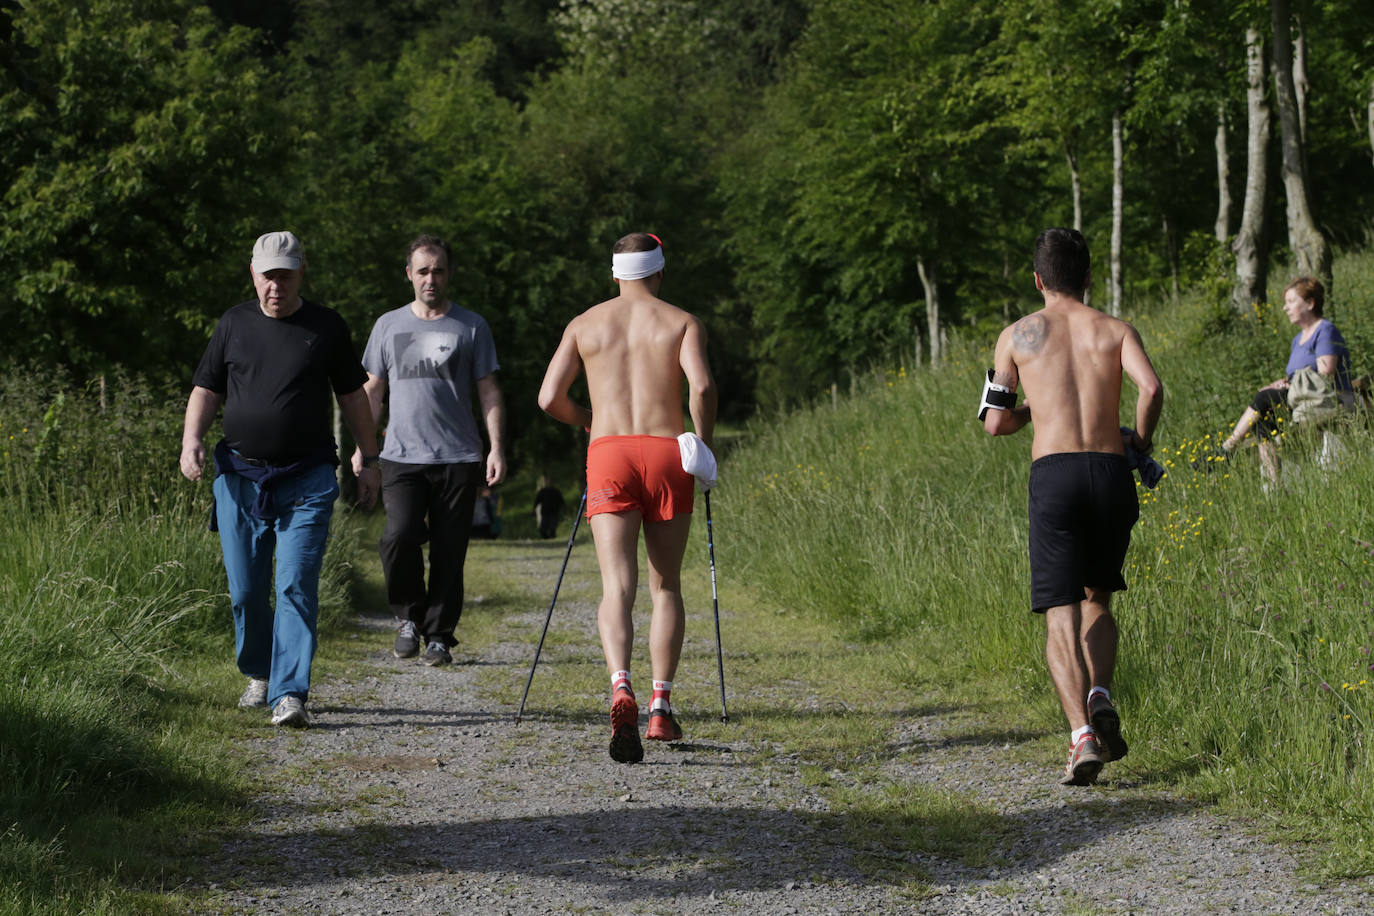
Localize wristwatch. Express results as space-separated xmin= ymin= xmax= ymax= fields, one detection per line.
xmin=360 ymin=455 xmax=381 ymax=469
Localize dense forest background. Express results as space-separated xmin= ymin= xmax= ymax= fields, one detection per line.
xmin=3 ymin=0 xmax=1373 ymax=471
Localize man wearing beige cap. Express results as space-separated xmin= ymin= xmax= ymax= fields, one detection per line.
xmin=179 ymin=231 xmax=381 ymax=728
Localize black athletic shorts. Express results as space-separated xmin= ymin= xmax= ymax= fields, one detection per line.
xmin=1027 ymin=452 xmax=1139 ymax=613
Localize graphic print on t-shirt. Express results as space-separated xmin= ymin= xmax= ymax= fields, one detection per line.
xmin=394 ymin=331 xmax=461 ymax=380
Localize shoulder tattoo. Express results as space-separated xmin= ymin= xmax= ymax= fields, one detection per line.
xmin=1012 ymin=314 xmax=1048 ymax=354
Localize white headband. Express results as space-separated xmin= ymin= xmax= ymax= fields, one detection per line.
xmin=612 ymin=247 xmax=665 ymax=280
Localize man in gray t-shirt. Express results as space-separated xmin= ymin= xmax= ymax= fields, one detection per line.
xmin=352 ymin=235 xmax=506 ymax=666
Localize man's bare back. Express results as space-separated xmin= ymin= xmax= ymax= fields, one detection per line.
xmin=540 ymin=289 xmax=715 ymax=446
xmin=991 ymin=299 xmax=1154 ymax=459
xmin=985 ymin=276 xmax=1161 ymax=460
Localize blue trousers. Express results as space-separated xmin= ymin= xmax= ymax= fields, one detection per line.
xmin=213 ymin=463 xmax=339 ymax=706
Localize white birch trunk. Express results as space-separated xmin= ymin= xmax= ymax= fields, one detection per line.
xmin=1367 ymin=78 xmax=1373 ymax=171
xmin=1292 ymin=16 xmax=1308 ymax=148
xmin=1214 ymin=101 xmax=1231 ymax=241
xmin=1232 ymin=26 xmax=1270 ymax=311
xmin=1271 ymin=0 xmax=1331 ymax=293
xmin=1110 ymin=110 xmax=1124 ymax=317
xmin=1164 ymin=215 xmax=1180 ymax=303
xmin=916 ymin=256 xmax=940 ymax=367
xmin=1066 ymin=148 xmax=1082 ymax=232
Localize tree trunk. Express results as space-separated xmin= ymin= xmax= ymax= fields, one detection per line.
xmin=916 ymin=256 xmax=940 ymax=367
xmin=1164 ymin=215 xmax=1180 ymax=304
xmin=1109 ymin=109 xmax=1124 ymax=317
xmin=1214 ymin=101 xmax=1231 ymax=241
xmin=1232 ymin=26 xmax=1270 ymax=311
xmin=1292 ymin=15 xmax=1308 ymax=148
xmin=1367 ymin=78 xmax=1373 ymax=171
xmin=1271 ymin=0 xmax=1331 ymax=292
xmin=1066 ymin=147 xmax=1082 ymax=232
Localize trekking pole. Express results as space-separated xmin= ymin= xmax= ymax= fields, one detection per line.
xmin=515 ymin=489 xmax=586 ymax=724
xmin=705 ymin=490 xmax=728 ymax=722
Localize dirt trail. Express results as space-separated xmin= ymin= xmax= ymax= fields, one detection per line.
xmin=192 ymin=536 xmax=1370 ymax=915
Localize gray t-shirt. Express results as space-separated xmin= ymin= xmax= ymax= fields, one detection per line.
xmin=362 ymin=302 xmax=499 ymax=464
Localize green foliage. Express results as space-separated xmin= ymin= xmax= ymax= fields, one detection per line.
xmin=0 ymin=0 xmax=288 ymax=375
xmin=0 ymin=370 xmax=360 ymax=908
xmin=721 ymin=0 xmax=1033 ymax=409
xmin=5 ymin=0 xmax=1374 ymax=466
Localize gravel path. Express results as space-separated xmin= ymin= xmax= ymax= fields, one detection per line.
xmin=192 ymin=536 xmax=1372 ymax=915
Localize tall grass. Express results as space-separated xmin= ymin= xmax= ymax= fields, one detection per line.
xmin=723 ymin=250 xmax=1374 ymax=874
xmin=0 ymin=369 xmax=359 ymax=911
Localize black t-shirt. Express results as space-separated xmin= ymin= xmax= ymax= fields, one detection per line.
xmin=192 ymin=299 xmax=367 ymax=463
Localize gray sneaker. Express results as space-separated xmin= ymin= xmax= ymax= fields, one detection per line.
xmin=237 ymin=677 xmax=269 ymax=708
xmin=394 ymin=619 xmax=420 ymax=658
xmin=422 ymin=640 xmax=452 ymax=667
xmin=270 ymin=695 xmax=310 ymax=728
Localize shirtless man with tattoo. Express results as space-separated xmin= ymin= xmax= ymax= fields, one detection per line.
xmin=981 ymin=228 xmax=1164 ymax=785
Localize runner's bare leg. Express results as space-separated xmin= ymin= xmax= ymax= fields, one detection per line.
xmin=1044 ymin=602 xmax=1090 ymax=731
xmin=643 ymin=513 xmax=691 ymax=683
xmin=590 ymin=511 xmax=642 ymax=677
xmin=1080 ymin=587 xmax=1117 ymax=692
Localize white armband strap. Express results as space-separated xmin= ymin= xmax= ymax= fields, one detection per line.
xmin=978 ymin=369 xmax=1017 ymax=421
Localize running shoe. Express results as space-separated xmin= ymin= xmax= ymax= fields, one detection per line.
xmin=422 ymin=640 xmax=452 ymax=667
xmin=270 ymin=696 xmax=311 ymax=728
xmin=237 ymin=677 xmax=269 ymax=709
xmin=1060 ymin=733 xmax=1103 ymax=786
xmin=394 ymin=619 xmax=420 ymax=658
xmin=645 ymin=708 xmax=683 ymax=742
xmin=1087 ymin=693 xmax=1128 ymax=762
xmin=608 ymin=688 xmax=643 ymax=763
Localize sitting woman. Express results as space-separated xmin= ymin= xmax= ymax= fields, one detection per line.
xmin=1221 ymin=277 xmax=1354 ymax=482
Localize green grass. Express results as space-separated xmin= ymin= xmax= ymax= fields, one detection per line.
xmin=721 ymin=246 xmax=1374 ymax=877
xmin=0 ymin=371 xmax=362 ymax=913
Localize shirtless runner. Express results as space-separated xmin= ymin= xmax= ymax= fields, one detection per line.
xmin=982 ymin=228 xmax=1164 ymax=786
xmin=538 ymin=232 xmax=717 ymax=763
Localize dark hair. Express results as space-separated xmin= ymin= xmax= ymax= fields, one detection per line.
xmin=1285 ymin=276 xmax=1324 ymax=316
xmin=406 ymin=234 xmax=452 ymax=267
xmin=1032 ymin=228 xmax=1091 ymax=298
xmin=612 ymin=232 xmax=661 ymax=254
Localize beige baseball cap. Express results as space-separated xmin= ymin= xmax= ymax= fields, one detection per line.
xmin=251 ymin=231 xmax=304 ymax=272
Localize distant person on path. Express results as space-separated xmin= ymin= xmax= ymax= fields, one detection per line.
xmin=470 ymin=485 xmax=500 ymax=539
xmin=179 ymin=230 xmax=381 ymax=728
xmin=538 ymin=232 xmax=717 ymax=763
xmin=352 ymin=235 xmax=506 ymax=668
xmin=533 ymin=476 xmax=565 ymax=539
xmin=981 ymin=228 xmax=1164 ymax=786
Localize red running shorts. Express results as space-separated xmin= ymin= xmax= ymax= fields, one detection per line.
xmin=584 ymin=435 xmax=694 ymax=522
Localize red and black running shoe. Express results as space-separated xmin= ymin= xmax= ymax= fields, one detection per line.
xmin=645 ymin=708 xmax=683 ymax=742
xmin=608 ymin=688 xmax=643 ymax=763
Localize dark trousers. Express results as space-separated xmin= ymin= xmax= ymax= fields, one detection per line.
xmin=378 ymin=460 xmax=482 ymax=647
xmin=1250 ymin=387 xmax=1289 ymax=440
